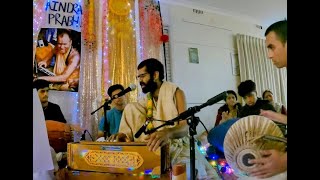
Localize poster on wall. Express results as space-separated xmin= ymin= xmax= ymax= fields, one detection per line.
xmin=33 ymin=0 xmax=82 ymax=92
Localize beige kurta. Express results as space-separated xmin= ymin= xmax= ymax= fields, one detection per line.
xmin=119 ymin=81 xmax=221 ymax=179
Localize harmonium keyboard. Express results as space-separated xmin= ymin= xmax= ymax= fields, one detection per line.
xmin=67 ymin=141 xmax=170 ymax=178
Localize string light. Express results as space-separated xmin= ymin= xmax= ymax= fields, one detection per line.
xmin=200 ymin=144 xmax=235 ymax=175
xmin=102 ymin=0 xmax=109 ymax=98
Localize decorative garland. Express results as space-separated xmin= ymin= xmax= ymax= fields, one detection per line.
xmin=146 ymin=93 xmax=154 ymax=131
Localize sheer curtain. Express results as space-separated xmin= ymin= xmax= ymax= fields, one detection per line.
xmin=236 ymin=34 xmax=287 ymax=107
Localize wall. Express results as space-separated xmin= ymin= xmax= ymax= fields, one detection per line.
xmin=48 ymin=90 xmax=79 ymax=124
xmin=160 ymin=2 xmax=266 ymax=135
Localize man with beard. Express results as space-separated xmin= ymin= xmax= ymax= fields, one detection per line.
xmin=107 ymin=58 xmax=221 ymax=179
xmin=36 ymin=29 xmax=80 ymax=91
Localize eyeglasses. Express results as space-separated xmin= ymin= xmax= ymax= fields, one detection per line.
xmin=136 ymin=72 xmax=149 ymax=80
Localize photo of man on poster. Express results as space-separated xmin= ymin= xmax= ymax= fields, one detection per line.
xmin=34 ymin=28 xmax=81 ymax=92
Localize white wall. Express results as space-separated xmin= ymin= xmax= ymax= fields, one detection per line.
xmin=160 ymin=3 xmax=266 ymax=135
xmin=48 ymin=90 xmax=79 ymax=124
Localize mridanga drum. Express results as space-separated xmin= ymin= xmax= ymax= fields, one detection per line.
xmin=223 ymin=115 xmax=286 ymax=178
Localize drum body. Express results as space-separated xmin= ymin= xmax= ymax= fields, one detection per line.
xmin=207 ymin=118 xmax=239 ymax=153
xmin=46 ymin=120 xmax=72 ymax=152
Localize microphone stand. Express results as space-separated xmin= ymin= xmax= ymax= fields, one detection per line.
xmin=145 ymin=106 xmax=202 ymax=180
xmin=187 ymin=110 xmax=200 ymax=180
xmin=91 ymin=99 xmax=112 ymax=139
xmin=143 ymin=92 xmax=227 ymax=180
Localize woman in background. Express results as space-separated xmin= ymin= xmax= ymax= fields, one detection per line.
xmin=262 ymin=90 xmax=287 ymax=115
xmin=214 ymin=90 xmax=242 ymax=127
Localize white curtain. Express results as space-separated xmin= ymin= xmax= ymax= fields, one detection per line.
xmin=236 ymin=34 xmax=287 ymax=107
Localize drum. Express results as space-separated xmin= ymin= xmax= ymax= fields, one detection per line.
xmin=223 ymin=115 xmax=286 ymax=177
xmin=207 ymin=118 xmax=239 ymax=153
xmin=46 ymin=120 xmax=72 ymax=153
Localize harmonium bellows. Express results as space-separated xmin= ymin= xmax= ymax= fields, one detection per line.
xmin=67 ymin=141 xmax=170 ymax=176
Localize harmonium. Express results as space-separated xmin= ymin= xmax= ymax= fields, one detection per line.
xmin=67 ymin=141 xmax=170 ymax=179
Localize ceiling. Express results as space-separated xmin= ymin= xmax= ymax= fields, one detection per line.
xmin=161 ymin=0 xmax=287 ymax=28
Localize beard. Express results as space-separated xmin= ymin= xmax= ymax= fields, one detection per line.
xmin=140 ymin=77 xmax=158 ymax=94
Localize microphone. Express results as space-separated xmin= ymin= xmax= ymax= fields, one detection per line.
xmin=134 ymin=92 xmax=227 ymax=138
xmin=169 ymin=91 xmax=228 ymax=122
xmin=201 ymin=91 xmax=227 ymax=107
xmin=114 ymin=83 xmax=137 ymax=98
xmin=135 ymin=119 xmax=175 ymax=138
xmin=105 ymin=83 xmax=137 ymax=103
xmin=134 ymin=121 xmax=149 ymax=138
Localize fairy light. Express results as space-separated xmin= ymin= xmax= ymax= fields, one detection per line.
xmin=33 ymin=0 xmax=47 ymax=43
xmin=102 ymin=0 xmax=109 ymax=98
xmin=202 ymin=144 xmax=235 ymax=175
xmin=144 ymin=169 xmax=152 ymax=175
xmin=199 ymin=145 xmax=208 ymax=155
xmin=210 ymin=160 xmax=217 ymax=166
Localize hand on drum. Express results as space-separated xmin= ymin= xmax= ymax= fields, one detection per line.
xmin=260 ymin=110 xmax=287 ymax=124
xmin=145 ymin=130 xmax=170 ymax=152
xmin=106 ymin=133 xmax=130 ymax=142
xmin=248 ymin=150 xmax=287 ymax=178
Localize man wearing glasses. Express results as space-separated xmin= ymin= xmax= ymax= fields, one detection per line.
xmin=108 ymin=58 xmax=221 ymax=179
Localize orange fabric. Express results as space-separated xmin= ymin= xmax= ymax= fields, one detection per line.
xmin=35 ymin=45 xmax=54 ymax=62
xmin=45 ymin=120 xmax=71 ymax=153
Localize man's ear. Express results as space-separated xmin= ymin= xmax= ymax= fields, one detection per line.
xmin=153 ymin=71 xmax=159 ymax=81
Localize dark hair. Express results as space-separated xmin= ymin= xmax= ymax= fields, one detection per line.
xmin=238 ymin=80 xmax=256 ymax=97
xmin=138 ymin=58 xmax=164 ymax=81
xmin=107 ymin=84 xmax=125 ymax=97
xmin=33 ymin=79 xmax=50 ymax=90
xmin=57 ymin=29 xmax=72 ymax=39
xmin=265 ymin=20 xmax=287 ymax=45
xmin=225 ymin=90 xmax=237 ymax=101
xmin=262 ymin=90 xmax=273 ymax=99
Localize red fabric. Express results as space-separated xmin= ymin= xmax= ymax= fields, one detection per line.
xmin=215 ymin=110 xmax=223 ymax=127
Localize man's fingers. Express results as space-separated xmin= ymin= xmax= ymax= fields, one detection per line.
xmin=152 ymin=139 xmax=163 ymax=152
xmin=260 ymin=150 xmax=272 ymax=156
xmin=147 ymin=134 xmax=155 ymax=147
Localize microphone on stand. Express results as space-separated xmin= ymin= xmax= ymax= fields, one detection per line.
xmin=134 ymin=120 xmax=149 ymax=138
xmin=134 ymin=91 xmax=228 ymax=139
xmin=105 ymin=83 xmax=137 ymax=104
xmin=169 ymin=91 xmax=228 ymax=123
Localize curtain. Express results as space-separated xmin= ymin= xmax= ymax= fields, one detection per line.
xmin=236 ymin=34 xmax=287 ymax=107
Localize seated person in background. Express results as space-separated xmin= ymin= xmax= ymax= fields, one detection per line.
xmin=107 ymin=58 xmax=221 ymax=179
xmin=237 ymin=80 xmax=276 ymax=118
xmin=262 ymin=90 xmax=287 ymax=115
xmin=97 ymin=84 xmax=127 ymax=139
xmin=33 ymin=79 xmax=69 ymax=171
xmin=238 ymin=80 xmax=286 ymax=135
xmin=33 ymin=79 xmax=66 ymax=123
xmin=215 ymin=90 xmax=242 ymax=127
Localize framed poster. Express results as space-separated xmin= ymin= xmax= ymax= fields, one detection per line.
xmin=188 ymin=48 xmax=199 ymax=64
